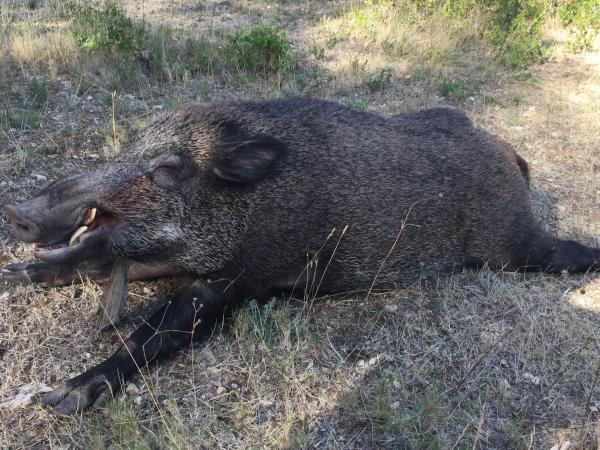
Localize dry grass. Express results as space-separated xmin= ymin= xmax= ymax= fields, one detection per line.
xmin=8 ymin=24 xmax=77 ymax=78
xmin=1 ymin=1 xmax=600 ymax=449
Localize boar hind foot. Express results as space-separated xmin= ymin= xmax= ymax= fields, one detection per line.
xmin=43 ymin=279 xmax=238 ymax=415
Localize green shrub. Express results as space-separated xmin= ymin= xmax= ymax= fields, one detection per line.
xmin=70 ymin=2 xmax=144 ymax=55
xmin=411 ymin=0 xmax=547 ymax=68
xmin=442 ymin=0 xmax=476 ymax=17
xmin=365 ymin=67 xmax=393 ymax=92
xmin=558 ymin=0 xmax=600 ymax=50
xmin=487 ymin=0 xmax=546 ymax=69
xmin=225 ymin=24 xmax=293 ymax=75
xmin=65 ymin=4 xmax=294 ymax=83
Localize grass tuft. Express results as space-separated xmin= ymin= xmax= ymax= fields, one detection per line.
xmin=234 ymin=299 xmax=307 ymax=352
xmin=26 ymin=77 xmax=48 ymax=108
xmin=437 ymin=76 xmax=479 ymax=102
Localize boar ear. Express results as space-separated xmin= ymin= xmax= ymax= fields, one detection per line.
xmin=212 ymin=136 xmax=286 ymax=184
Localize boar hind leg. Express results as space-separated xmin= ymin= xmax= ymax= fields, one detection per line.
xmin=516 ymin=235 xmax=600 ymax=273
xmin=543 ymin=239 xmax=600 ymax=273
xmin=42 ymin=279 xmax=238 ymax=415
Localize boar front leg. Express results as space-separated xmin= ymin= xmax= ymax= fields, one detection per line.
xmin=1 ymin=259 xmax=179 ymax=287
xmin=1 ymin=260 xmax=113 ymax=286
xmin=42 ymin=278 xmax=239 ymax=415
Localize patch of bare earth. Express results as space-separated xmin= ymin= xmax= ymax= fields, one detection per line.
xmin=1 ymin=1 xmax=600 ymax=448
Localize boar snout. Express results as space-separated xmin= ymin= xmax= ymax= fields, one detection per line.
xmin=3 ymin=204 xmax=41 ymax=242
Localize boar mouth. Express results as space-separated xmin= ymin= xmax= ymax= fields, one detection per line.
xmin=34 ymin=207 xmax=117 ymax=263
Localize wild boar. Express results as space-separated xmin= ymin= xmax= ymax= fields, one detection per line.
xmin=2 ymin=98 xmax=599 ymax=414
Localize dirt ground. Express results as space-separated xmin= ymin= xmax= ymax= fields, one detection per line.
xmin=1 ymin=1 xmax=600 ymax=449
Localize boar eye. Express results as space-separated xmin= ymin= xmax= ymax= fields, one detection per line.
xmin=150 ymin=154 xmax=183 ymax=187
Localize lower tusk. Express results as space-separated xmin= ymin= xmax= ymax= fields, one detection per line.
xmin=69 ymin=226 xmax=88 ymax=246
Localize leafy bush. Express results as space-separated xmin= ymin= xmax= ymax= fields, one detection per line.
xmin=558 ymin=0 xmax=600 ymax=50
xmin=70 ymin=2 xmax=144 ymax=55
xmin=488 ymin=0 xmax=546 ymax=68
xmin=225 ymin=24 xmax=293 ymax=75
xmin=64 ymin=4 xmax=295 ymax=83
xmin=416 ymin=0 xmax=547 ymax=68
xmin=365 ymin=67 xmax=393 ymax=91
xmin=438 ymin=0 xmax=599 ymax=65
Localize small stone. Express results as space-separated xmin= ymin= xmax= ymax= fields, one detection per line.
xmin=384 ymin=304 xmax=398 ymax=312
xmin=549 ymin=441 xmax=572 ymax=450
xmin=231 ymin=383 xmax=239 ymax=389
xmin=125 ymin=383 xmax=139 ymax=396
xmin=364 ymin=354 xmax=385 ymax=367
xmin=216 ymin=386 xmax=226 ymax=395
xmin=356 ymin=359 xmax=365 ymax=368
xmin=31 ymin=173 xmax=47 ymax=182
xmin=523 ymin=372 xmax=540 ymax=385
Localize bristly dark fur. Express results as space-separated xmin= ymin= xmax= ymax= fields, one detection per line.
xmin=3 ymin=97 xmax=599 ymax=414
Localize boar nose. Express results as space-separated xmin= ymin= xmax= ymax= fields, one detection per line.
xmin=3 ymin=205 xmax=41 ymax=242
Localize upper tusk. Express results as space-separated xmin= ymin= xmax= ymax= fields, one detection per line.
xmin=69 ymin=226 xmax=88 ymax=247
xmin=82 ymin=208 xmax=97 ymax=226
